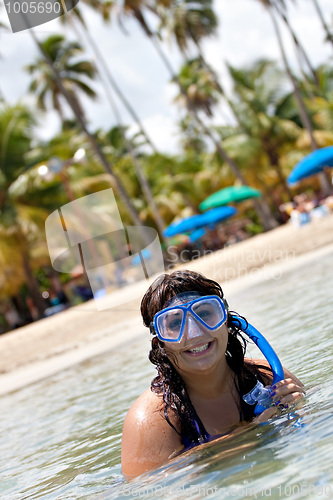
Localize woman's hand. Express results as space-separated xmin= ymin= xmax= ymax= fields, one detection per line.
xmin=254 ymin=377 xmax=306 ymax=423
xmin=269 ymin=377 xmax=305 ymax=408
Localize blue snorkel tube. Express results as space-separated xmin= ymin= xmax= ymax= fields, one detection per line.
xmin=230 ymin=314 xmax=285 ymax=415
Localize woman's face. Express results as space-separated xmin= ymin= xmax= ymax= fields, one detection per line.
xmin=159 ymin=293 xmax=229 ymax=377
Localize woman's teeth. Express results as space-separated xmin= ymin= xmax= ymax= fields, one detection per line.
xmin=188 ymin=342 xmax=210 ymax=353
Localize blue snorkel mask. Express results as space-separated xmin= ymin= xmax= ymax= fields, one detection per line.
xmin=151 ymin=293 xmax=284 ymax=416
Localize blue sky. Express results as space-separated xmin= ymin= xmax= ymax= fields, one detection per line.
xmin=0 ymin=0 xmax=332 ymax=153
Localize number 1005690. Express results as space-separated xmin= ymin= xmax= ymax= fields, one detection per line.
xmin=5 ymin=1 xmax=62 ymax=14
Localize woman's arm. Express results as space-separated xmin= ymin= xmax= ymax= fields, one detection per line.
xmin=245 ymin=358 xmax=304 ymax=386
xmin=121 ymin=388 xmax=182 ymax=478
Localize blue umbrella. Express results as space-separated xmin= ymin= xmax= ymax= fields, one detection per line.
xmin=163 ymin=214 xmax=206 ymax=237
xmin=288 ymin=146 xmax=333 ymax=185
xmin=200 ymin=206 xmax=237 ymax=227
xmin=189 ymin=228 xmax=206 ymax=243
xmin=163 ymin=206 xmax=237 ymax=238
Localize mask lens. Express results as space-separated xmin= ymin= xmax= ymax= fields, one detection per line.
xmin=191 ymin=297 xmax=225 ymax=328
xmin=156 ymin=308 xmax=184 ymax=341
xmin=154 ymin=296 xmax=226 ymax=342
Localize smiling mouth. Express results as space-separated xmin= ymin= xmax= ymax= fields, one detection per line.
xmin=186 ymin=341 xmax=213 ymax=355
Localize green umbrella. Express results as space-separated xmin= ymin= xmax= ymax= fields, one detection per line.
xmin=199 ymin=185 xmax=261 ymax=211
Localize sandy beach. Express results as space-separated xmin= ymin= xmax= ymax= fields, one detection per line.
xmin=1 ymin=213 xmax=333 ymax=396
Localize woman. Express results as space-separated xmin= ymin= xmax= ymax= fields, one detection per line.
xmin=121 ymin=270 xmax=304 ymax=478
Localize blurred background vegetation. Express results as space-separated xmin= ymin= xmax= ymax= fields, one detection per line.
xmin=0 ymin=0 xmax=332 ymax=330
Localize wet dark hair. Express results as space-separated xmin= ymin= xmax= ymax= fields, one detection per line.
xmin=141 ymin=270 xmax=272 ymax=445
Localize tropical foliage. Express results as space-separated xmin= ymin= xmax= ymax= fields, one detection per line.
xmin=25 ymin=34 xmax=97 ymax=123
xmin=1 ymin=0 xmax=333 ymax=328
xmin=0 ymin=105 xmax=60 ymax=315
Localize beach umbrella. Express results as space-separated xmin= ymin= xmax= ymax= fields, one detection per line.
xmin=287 ymin=146 xmax=333 ymax=185
xmin=188 ymin=207 xmax=238 ymax=242
xmin=199 ymin=186 xmax=261 ymax=211
xmin=163 ymin=207 xmax=237 ymax=238
xmin=189 ymin=228 xmax=206 ymax=243
xmin=163 ymin=214 xmax=206 ymax=237
xmin=200 ymin=206 xmax=237 ymax=226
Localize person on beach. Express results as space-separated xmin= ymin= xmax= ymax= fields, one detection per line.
xmin=121 ymin=270 xmax=305 ymax=478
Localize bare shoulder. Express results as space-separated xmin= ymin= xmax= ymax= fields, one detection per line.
xmin=245 ymin=358 xmax=304 ymax=386
xmin=121 ymin=387 xmax=182 ymax=478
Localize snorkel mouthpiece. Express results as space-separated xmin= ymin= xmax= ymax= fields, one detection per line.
xmin=243 ymin=381 xmax=273 ymax=408
xmin=230 ymin=314 xmax=284 ymax=415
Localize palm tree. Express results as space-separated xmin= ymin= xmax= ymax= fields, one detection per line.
xmin=26 ymin=34 xmax=97 ymax=123
xmin=226 ymin=59 xmax=301 ymax=200
xmin=56 ymin=12 xmax=168 ymax=238
xmin=156 ymin=0 xmax=218 ymax=55
xmin=63 ymin=1 xmax=227 ymax=236
xmin=83 ymin=24 xmax=167 ymax=235
xmin=273 ymin=3 xmax=319 ymax=87
xmin=98 ymin=124 xmax=169 ymax=237
xmin=256 ymin=1 xmax=317 ymax=143
xmin=178 ymin=115 xmax=207 ymax=154
xmin=120 ymin=1 xmax=278 ymax=229
xmin=255 ymin=0 xmax=333 ymax=194
xmin=60 ymin=6 xmax=157 ymax=151
xmin=25 ymin=29 xmax=154 ymax=238
xmin=0 ymin=104 xmax=58 ymax=316
xmin=174 ymin=58 xmax=222 ymax=116
xmin=308 ymin=64 xmax=333 ymax=133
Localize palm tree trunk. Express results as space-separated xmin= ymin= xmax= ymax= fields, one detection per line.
xmin=72 ymin=16 xmax=168 ymax=244
xmin=265 ymin=147 xmax=294 ymax=201
xmin=149 ymin=33 xmax=278 ymax=230
xmin=87 ymin=33 xmax=157 ymax=152
xmin=275 ymin=5 xmax=319 ymax=86
xmin=268 ymin=7 xmax=317 ymax=149
xmin=193 ymin=40 xmax=245 ymax=126
xmin=20 ymin=242 xmax=47 ymax=318
xmin=311 ymin=0 xmax=333 ymax=48
xmin=70 ymin=12 xmax=157 ymax=152
xmin=27 ymin=27 xmax=153 ymax=241
xmin=192 ymin=29 xmax=319 ymax=201
xmin=12 ymin=293 xmax=33 ymax=323
xmin=193 ymin=35 xmax=293 ymax=204
xmin=268 ymin=7 xmax=333 ymax=195
xmin=62 ymin=13 xmax=168 ymax=243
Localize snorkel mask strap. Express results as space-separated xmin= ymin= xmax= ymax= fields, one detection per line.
xmin=230 ymin=314 xmax=284 ymax=415
xmin=149 ymin=322 xmax=156 ymax=336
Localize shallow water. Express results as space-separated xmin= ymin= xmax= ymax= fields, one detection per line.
xmin=1 ymin=251 xmax=332 ymax=499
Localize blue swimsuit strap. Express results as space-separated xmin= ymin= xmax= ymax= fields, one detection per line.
xmin=181 ymin=393 xmax=211 ymax=450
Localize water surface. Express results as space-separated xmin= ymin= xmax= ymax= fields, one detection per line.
xmin=1 ymin=251 xmax=332 ymax=499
